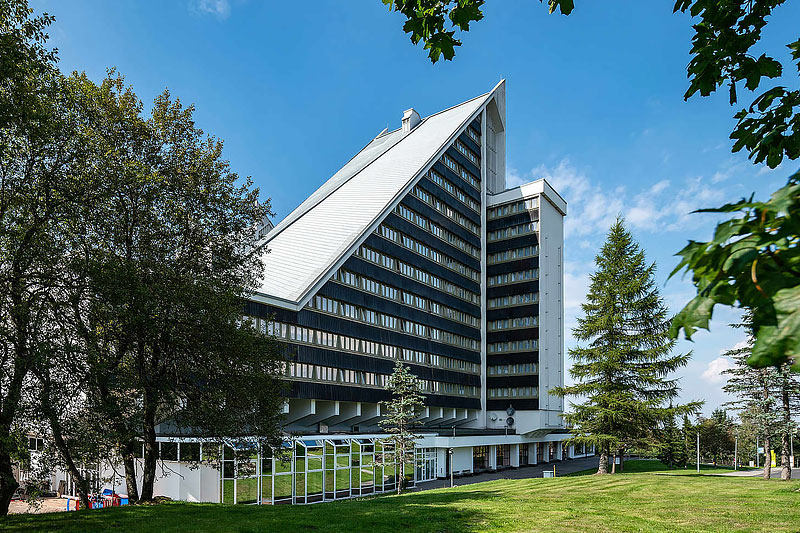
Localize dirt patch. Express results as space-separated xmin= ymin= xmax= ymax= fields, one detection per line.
xmin=9 ymin=497 xmax=69 ymax=514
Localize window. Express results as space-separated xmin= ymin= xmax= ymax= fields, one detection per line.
xmin=488 ymin=316 xmax=538 ymax=331
xmin=306 ymin=293 xmax=478 ymax=351
xmin=262 ymin=318 xmax=480 ymax=375
xmin=473 ymin=446 xmax=489 ymax=471
xmin=488 ymin=269 xmax=539 ymax=287
xmin=488 ymin=339 xmax=539 ymax=353
xmin=488 ymin=293 xmax=539 ymax=309
xmin=181 ymin=443 xmax=201 ymax=462
xmin=488 ymin=387 xmax=537 ymax=398
xmin=488 ymin=363 xmax=537 ymax=376
xmin=356 ymin=246 xmax=480 ymax=305
xmin=456 ymin=140 xmax=480 ymax=166
xmin=488 ymin=198 xmax=539 ymax=219
xmin=488 ymin=222 xmax=539 ymax=242
xmin=377 ymin=224 xmax=479 ymax=281
xmin=443 ymin=153 xmax=480 ymax=190
xmin=467 ymin=126 xmax=481 ymax=144
xmin=488 ymin=245 xmax=539 ymax=265
xmin=394 ymin=204 xmax=480 ymax=259
xmin=426 ymin=170 xmax=479 ymax=213
xmin=160 ymin=442 xmax=178 ymax=461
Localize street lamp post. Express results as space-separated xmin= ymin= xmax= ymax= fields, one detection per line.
xmin=449 ymin=448 xmax=454 ymax=488
xmin=734 ymin=433 xmax=738 ymax=470
xmin=696 ymin=432 xmax=700 ymax=473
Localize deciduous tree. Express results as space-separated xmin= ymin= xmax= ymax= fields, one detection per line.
xmin=0 ymin=0 xmax=98 ymax=514
xmin=697 ymin=409 xmax=735 ymax=466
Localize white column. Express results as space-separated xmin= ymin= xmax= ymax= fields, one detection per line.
xmin=489 ymin=445 xmax=497 ymax=469
xmin=436 ymin=448 xmax=447 ymax=478
xmin=510 ymin=444 xmax=519 ymax=467
xmin=555 ymin=442 xmax=563 ymax=461
xmin=531 ymin=443 xmax=538 ymax=465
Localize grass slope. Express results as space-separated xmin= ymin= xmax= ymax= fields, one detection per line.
xmin=563 ymin=459 xmax=741 ymax=476
xmin=5 ymin=461 xmax=799 ymax=532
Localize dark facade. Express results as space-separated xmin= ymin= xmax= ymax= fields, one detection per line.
xmin=247 ymin=119 xmax=487 ymax=419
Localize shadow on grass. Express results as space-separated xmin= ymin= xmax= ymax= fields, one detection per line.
xmin=2 ymin=488 xmax=507 ymax=533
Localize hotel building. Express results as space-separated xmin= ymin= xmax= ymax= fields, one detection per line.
xmin=36 ymin=81 xmax=590 ymax=505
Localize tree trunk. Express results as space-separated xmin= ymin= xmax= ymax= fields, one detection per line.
xmin=0 ymin=447 xmax=18 ymax=517
xmin=618 ymin=449 xmax=624 ymax=472
xmin=781 ymin=433 xmax=791 ymax=481
xmin=139 ymin=395 xmax=158 ymax=501
xmin=396 ymin=447 xmax=402 ymax=495
xmin=611 ymin=452 xmax=617 ymax=474
xmin=49 ymin=423 xmax=91 ymax=510
xmin=781 ymin=388 xmax=792 ymax=481
xmin=762 ymin=435 xmax=771 ymax=480
xmin=42 ymin=402 xmax=90 ymax=508
xmin=0 ymin=305 xmax=33 ymax=516
xmin=38 ymin=371 xmax=92 ymax=509
xmin=597 ymin=447 xmax=609 ymax=475
xmin=121 ymin=442 xmax=139 ymax=501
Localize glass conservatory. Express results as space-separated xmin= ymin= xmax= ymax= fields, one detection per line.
xmin=216 ymin=436 xmax=419 ymax=505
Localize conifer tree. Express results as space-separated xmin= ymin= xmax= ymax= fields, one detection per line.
xmin=723 ymin=314 xmax=799 ymax=480
xmin=554 ymin=218 xmax=700 ymax=474
xmin=775 ymin=364 xmax=800 ymax=481
xmin=682 ymin=415 xmax=693 ymax=469
xmin=379 ymin=361 xmax=424 ymax=494
xmin=657 ymin=413 xmax=688 ymax=469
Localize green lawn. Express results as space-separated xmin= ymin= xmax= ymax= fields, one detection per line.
xmin=564 ymin=459 xmax=743 ymax=476
xmin=5 ymin=462 xmax=799 ymax=532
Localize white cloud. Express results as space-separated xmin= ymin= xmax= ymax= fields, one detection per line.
xmin=193 ymin=0 xmax=231 ymax=19
xmin=712 ymin=171 xmax=729 ymax=183
xmin=531 ymin=159 xmax=624 ymax=238
xmin=519 ymin=159 xmax=728 ymax=238
xmin=506 ymin=167 xmax=526 ymax=189
xmin=701 ymin=357 xmax=734 ymax=384
xmin=563 ymin=263 xmax=592 ymax=316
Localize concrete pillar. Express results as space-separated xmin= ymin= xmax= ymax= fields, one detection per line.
xmin=555 ymin=441 xmax=563 ymax=461
xmin=568 ymin=445 xmax=574 ymax=459
xmin=489 ymin=445 xmax=497 ymax=469
xmin=511 ymin=444 xmax=519 ymax=467
xmin=528 ymin=443 xmax=536 ymax=465
xmin=436 ymin=448 xmax=447 ymax=478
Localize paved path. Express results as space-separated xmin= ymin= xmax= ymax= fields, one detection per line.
xmin=719 ymin=466 xmax=800 ymax=479
xmin=412 ymin=455 xmax=600 ymax=491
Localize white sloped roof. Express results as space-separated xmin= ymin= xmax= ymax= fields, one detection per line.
xmin=255 ymin=85 xmax=499 ymax=310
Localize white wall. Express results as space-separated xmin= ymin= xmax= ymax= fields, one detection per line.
xmin=97 ymin=459 xmax=220 ymax=503
xmin=538 ymin=191 xmax=565 ymax=428
xmin=452 ymin=447 xmax=473 ymax=473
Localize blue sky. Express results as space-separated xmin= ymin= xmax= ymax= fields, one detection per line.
xmin=32 ymin=0 xmax=799 ymax=416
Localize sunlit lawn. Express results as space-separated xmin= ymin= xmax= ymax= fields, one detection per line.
xmin=5 ymin=461 xmax=799 ymax=532
xmin=563 ymin=458 xmax=742 ymax=476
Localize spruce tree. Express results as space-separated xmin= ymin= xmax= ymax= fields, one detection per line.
xmin=379 ymin=361 xmax=425 ymax=494
xmin=775 ymin=364 xmax=800 ymax=481
xmin=657 ymin=413 xmax=688 ymax=469
xmin=723 ymin=313 xmax=800 ymax=480
xmin=554 ymin=218 xmax=700 ymax=474
xmin=682 ymin=415 xmax=693 ymax=469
